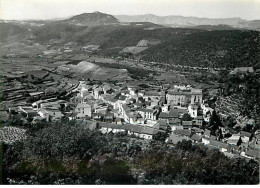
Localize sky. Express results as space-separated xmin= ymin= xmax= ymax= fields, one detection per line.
xmin=0 ymin=0 xmax=260 ymax=20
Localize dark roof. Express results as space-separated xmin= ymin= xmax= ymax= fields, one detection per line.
xmin=209 ymin=140 xmax=230 ymax=149
xmin=191 ymin=134 xmax=202 ymax=141
xmin=245 ymin=149 xmax=259 ymax=158
xmin=169 ymin=119 xmax=181 ymax=124
xmin=157 ymin=120 xmax=168 ymax=126
xmin=158 ymin=112 xmax=169 ymax=118
xmin=169 ymin=108 xmax=187 ymax=118
xmin=173 ymin=129 xmax=191 ymax=137
xmin=141 ymin=127 xmax=159 ymax=135
xmin=88 ymin=122 xmax=98 ymax=131
xmin=156 ymin=120 xmax=169 ymax=131
xmin=145 ymin=91 xmax=161 ymax=96
xmin=196 ymin=116 xmax=203 ymax=120
xmin=168 ymin=134 xmax=190 ymax=144
xmin=169 ymin=110 xmax=179 ymax=118
xmin=191 ymin=127 xmax=204 ymax=133
xmin=204 ymin=129 xmax=211 ymax=137
xmin=182 ymin=121 xmax=193 ymax=126
xmin=240 ymin=131 xmax=251 ymax=137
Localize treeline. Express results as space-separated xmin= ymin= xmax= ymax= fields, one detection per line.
xmin=2 ymin=121 xmax=259 ymax=184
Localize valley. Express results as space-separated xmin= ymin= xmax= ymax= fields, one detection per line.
xmin=0 ymin=11 xmax=259 ymax=185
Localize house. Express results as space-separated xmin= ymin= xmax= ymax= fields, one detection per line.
xmin=127 ymin=86 xmax=139 ymax=96
xmin=114 ymin=117 xmax=122 ymax=124
xmin=102 ymin=84 xmax=112 ymax=94
xmin=88 ymin=122 xmax=99 ymax=131
xmin=18 ymin=106 xmax=38 ymax=118
xmin=168 ymin=108 xmax=187 ymax=120
xmin=173 ymin=129 xmax=192 ymax=137
xmin=139 ymin=127 xmax=159 ymax=139
xmin=137 ymin=108 xmax=158 ymax=120
xmin=127 ymin=125 xmax=160 ymax=139
xmin=93 ymin=86 xmax=103 ymax=99
xmin=202 ymin=136 xmax=211 ymax=145
xmin=190 ymin=134 xmax=202 ymax=143
xmin=93 ymin=113 xmax=104 ymax=121
xmin=99 ymin=123 xmax=125 ymax=134
xmin=193 ymin=116 xmax=203 ymax=127
xmin=127 ymin=125 xmax=144 ymax=137
xmin=244 ymin=149 xmax=259 ymax=160
xmin=240 ymin=131 xmax=251 ymax=143
xmin=144 ymin=91 xmax=163 ymax=101
xmin=155 ymin=120 xmax=169 ymax=131
xmin=169 ymin=119 xmax=183 ymax=131
xmin=230 ymin=145 xmax=241 ymax=155
xmin=208 ymin=140 xmax=230 ymax=152
xmin=204 ymin=129 xmax=211 ymax=138
xmin=104 ymin=112 xmax=114 ymax=122
xmin=227 ymin=134 xmax=240 ymax=145
xmin=182 ymin=121 xmax=193 ymax=129
xmin=188 ymin=104 xmax=198 ymax=118
xmin=75 ymin=103 xmax=92 ymax=118
xmin=38 ymin=108 xmax=63 ymax=122
xmin=191 ymin=127 xmax=204 ymax=135
xmin=230 ymin=67 xmax=254 ymax=75
xmin=162 ymin=105 xmax=170 ymax=112
xmin=67 ymin=112 xmax=78 ymax=121
xmin=166 ymin=88 xmax=202 ymax=106
xmin=167 ymin=133 xmax=191 ymax=144
xmin=158 ymin=112 xmax=169 ymax=121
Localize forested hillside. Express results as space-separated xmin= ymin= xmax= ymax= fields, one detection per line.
xmin=32 ymin=22 xmax=260 ymax=69
xmin=141 ymin=30 xmax=260 ymax=69
xmin=0 ymin=23 xmax=28 ymax=42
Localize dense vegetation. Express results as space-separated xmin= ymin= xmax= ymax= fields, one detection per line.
xmin=0 ymin=23 xmax=28 ymax=42
xmin=2 ymin=121 xmax=259 ymax=184
xmin=31 ymin=21 xmax=260 ymax=69
xmin=141 ymin=30 xmax=260 ymax=69
xmin=219 ymin=72 xmax=260 ymax=125
xmin=33 ymin=22 xmax=88 ymax=43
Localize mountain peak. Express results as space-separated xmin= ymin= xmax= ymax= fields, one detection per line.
xmin=64 ymin=11 xmax=118 ymax=26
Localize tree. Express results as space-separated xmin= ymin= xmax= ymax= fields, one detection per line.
xmin=153 ymin=131 xmax=168 ymax=142
xmin=209 ymin=110 xmax=222 ymax=133
xmin=182 ymin=113 xmax=192 ymax=121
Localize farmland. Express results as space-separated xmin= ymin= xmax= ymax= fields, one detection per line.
xmin=0 ymin=127 xmax=27 ymax=144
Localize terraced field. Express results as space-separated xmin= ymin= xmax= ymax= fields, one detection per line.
xmin=0 ymin=126 xmax=27 ymax=144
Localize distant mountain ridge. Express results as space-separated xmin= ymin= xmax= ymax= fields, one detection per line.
xmin=115 ymin=14 xmax=260 ymax=30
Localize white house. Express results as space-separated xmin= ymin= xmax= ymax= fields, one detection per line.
xmin=38 ymin=108 xmax=63 ymax=122
xmin=188 ymin=104 xmax=198 ymax=118
xmin=75 ymin=103 xmax=92 ymax=118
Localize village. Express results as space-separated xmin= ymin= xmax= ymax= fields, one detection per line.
xmin=1 ymin=70 xmax=259 ymax=161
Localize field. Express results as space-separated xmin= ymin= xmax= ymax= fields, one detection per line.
xmin=0 ymin=126 xmax=27 ymax=144
xmin=61 ymin=60 xmax=132 ymax=81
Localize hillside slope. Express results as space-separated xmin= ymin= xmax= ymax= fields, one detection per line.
xmin=0 ymin=23 xmax=29 ymax=42
xmin=140 ymin=30 xmax=260 ymax=69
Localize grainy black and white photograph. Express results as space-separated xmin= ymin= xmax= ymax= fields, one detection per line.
xmin=0 ymin=0 xmax=259 ymax=185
